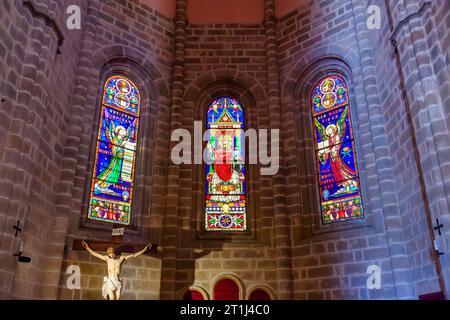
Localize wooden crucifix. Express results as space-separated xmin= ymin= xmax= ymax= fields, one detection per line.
xmin=72 ymin=225 xmax=158 ymax=300
xmin=13 ymin=220 xmax=22 ymax=237
xmin=72 ymin=225 xmax=158 ymax=255
xmin=434 ymin=218 xmax=444 ymax=236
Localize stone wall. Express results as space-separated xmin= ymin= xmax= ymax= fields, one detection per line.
xmin=431 ymin=1 xmax=450 ymax=297
xmin=0 ymin=0 xmax=448 ymax=300
xmin=55 ymin=0 xmax=174 ymax=300
xmin=169 ymin=20 xmax=280 ymax=299
xmin=278 ymin=0 xmax=404 ymax=299
xmin=364 ymin=0 xmax=444 ymax=297
xmin=380 ymin=0 xmax=450 ymax=297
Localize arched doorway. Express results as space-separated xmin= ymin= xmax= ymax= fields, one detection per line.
xmin=183 ymin=290 xmax=205 ymax=300
xmin=248 ymin=288 xmax=271 ymax=300
xmin=181 ymin=285 xmax=209 ymax=300
xmin=213 ymin=278 xmax=240 ymax=300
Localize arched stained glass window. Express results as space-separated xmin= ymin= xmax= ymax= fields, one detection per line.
xmin=88 ymin=75 xmax=141 ymax=225
xmin=311 ymin=75 xmax=363 ymax=224
xmin=205 ymin=97 xmax=246 ymax=231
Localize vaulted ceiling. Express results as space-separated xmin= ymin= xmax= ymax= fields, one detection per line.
xmin=141 ymin=0 xmax=307 ymax=21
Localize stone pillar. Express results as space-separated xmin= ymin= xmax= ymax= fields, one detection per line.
xmin=49 ymin=0 xmax=95 ymax=300
xmin=351 ymin=0 xmax=417 ymax=299
xmin=386 ymin=0 xmax=449 ymax=298
xmin=0 ymin=0 xmax=70 ymax=299
xmin=0 ymin=2 xmax=50 ymax=299
xmin=263 ymin=0 xmax=294 ymax=300
xmin=160 ymin=0 xmax=187 ymax=300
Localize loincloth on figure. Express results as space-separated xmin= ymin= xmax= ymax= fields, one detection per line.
xmin=102 ymin=277 xmax=122 ymax=299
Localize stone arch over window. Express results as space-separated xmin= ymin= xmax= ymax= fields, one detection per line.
xmin=248 ymin=289 xmax=271 ymax=300
xmin=194 ymin=85 xmax=255 ymax=239
xmin=183 ymin=70 xmax=269 ymax=243
xmin=212 ymin=274 xmax=245 ymax=300
xmin=283 ymin=56 xmax=369 ymax=237
xmin=180 ymin=285 xmax=209 ymax=300
xmin=86 ymin=74 xmax=141 ymax=226
xmin=246 ymin=284 xmax=275 ymax=300
xmin=80 ymin=59 xmax=163 ymax=238
xmin=309 ymin=75 xmax=364 ymax=224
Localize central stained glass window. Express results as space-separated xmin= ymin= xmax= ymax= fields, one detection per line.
xmin=205 ymin=97 xmax=246 ymax=231
xmin=87 ymin=75 xmax=141 ymax=225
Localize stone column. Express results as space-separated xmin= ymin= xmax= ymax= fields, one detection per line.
xmin=0 ymin=0 xmax=70 ymax=299
xmin=350 ymin=0 xmax=417 ymax=299
xmin=263 ymin=0 xmax=294 ymax=300
xmin=0 ymin=1 xmax=49 ymax=299
xmin=48 ymin=0 xmax=94 ymax=300
xmin=160 ymin=0 xmax=187 ymax=300
xmin=386 ymin=0 xmax=449 ymax=298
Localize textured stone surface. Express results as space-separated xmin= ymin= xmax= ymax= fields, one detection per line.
xmin=0 ymin=0 xmax=448 ymax=300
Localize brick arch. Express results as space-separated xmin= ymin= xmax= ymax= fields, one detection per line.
xmin=211 ymin=274 xmax=245 ymax=300
xmin=183 ymin=68 xmax=268 ymax=106
xmin=280 ymin=54 xmax=370 ymax=240
xmin=90 ymin=45 xmax=170 ymax=101
xmin=281 ymin=45 xmax=359 ymax=102
xmin=189 ymin=79 xmax=259 ymax=127
xmin=246 ymin=284 xmax=276 ymax=300
xmin=183 ymin=70 xmax=268 ymax=242
xmin=80 ymin=64 xmax=151 ymax=229
xmin=179 ymin=285 xmax=210 ymax=300
xmin=72 ymin=47 xmax=171 ymax=244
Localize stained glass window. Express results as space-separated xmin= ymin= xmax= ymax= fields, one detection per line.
xmin=311 ymin=76 xmax=364 ymax=224
xmin=205 ymin=97 xmax=246 ymax=231
xmin=87 ymin=75 xmax=141 ymax=225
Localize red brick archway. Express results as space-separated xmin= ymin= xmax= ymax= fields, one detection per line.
xmin=183 ymin=290 xmax=205 ymax=300
xmin=248 ymin=289 xmax=271 ymax=300
xmin=213 ymin=278 xmax=240 ymax=300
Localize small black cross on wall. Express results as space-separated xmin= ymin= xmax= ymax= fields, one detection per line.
xmin=434 ymin=219 xmax=444 ymax=236
xmin=13 ymin=220 xmax=22 ymax=237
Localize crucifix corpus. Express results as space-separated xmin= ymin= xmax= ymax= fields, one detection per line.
xmin=73 ymin=226 xmax=158 ymax=300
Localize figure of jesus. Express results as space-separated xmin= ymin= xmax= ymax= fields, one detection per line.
xmin=207 ymin=133 xmax=244 ymax=201
xmin=81 ymin=240 xmax=151 ymax=300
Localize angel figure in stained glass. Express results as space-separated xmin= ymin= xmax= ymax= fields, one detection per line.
xmin=96 ymin=110 xmax=136 ymax=192
xmin=315 ymin=106 xmax=357 ymax=194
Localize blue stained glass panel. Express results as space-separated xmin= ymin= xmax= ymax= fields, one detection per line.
xmin=316 ymin=141 xmax=358 ymax=186
xmin=102 ymin=76 xmax=140 ymax=115
xmin=313 ymin=106 xmax=353 ymax=149
xmin=88 ymin=75 xmax=141 ymax=225
xmin=311 ymin=75 xmax=364 ymax=224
